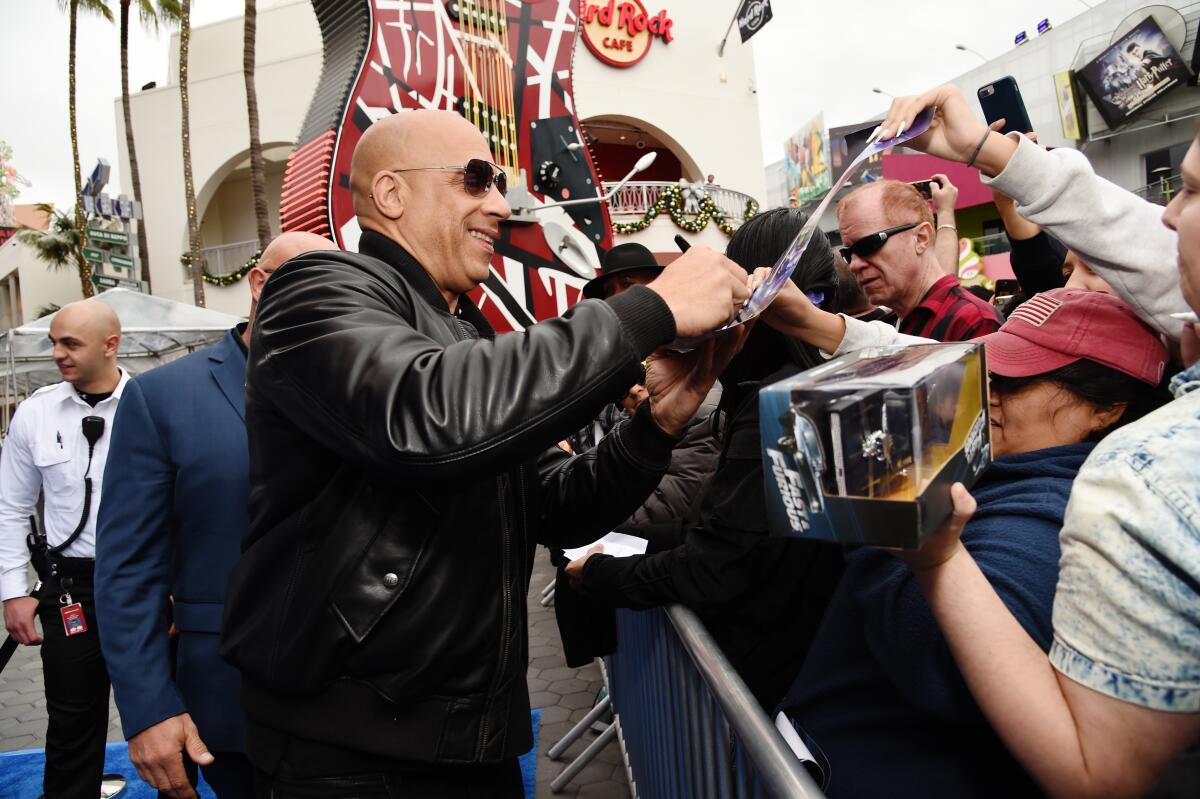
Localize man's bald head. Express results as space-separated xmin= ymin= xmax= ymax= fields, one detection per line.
xmin=259 ymin=231 xmax=337 ymax=272
xmin=350 ymin=110 xmax=493 ymax=221
xmin=248 ymin=231 xmax=340 ymax=313
xmin=52 ymin=299 xmax=121 ymax=339
xmin=49 ymin=299 xmax=122 ymax=391
xmin=347 ymin=110 xmax=511 ymax=310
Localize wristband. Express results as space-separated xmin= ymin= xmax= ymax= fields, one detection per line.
xmin=936 ymin=224 xmax=957 ymax=233
xmin=965 ymin=129 xmax=992 ymax=169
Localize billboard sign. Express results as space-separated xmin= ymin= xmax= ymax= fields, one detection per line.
xmin=1077 ymin=15 xmax=1191 ymax=128
xmin=1053 ymin=71 xmax=1086 ymax=140
xmin=784 ymin=113 xmax=831 ymax=206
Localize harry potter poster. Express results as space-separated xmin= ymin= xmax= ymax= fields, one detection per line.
xmin=1078 ymin=16 xmax=1191 ymax=129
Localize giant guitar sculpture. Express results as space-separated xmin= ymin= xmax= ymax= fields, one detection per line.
xmin=279 ymin=0 xmax=613 ymax=332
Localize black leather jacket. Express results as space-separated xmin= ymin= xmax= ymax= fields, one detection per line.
xmin=220 ymin=232 xmax=680 ymax=766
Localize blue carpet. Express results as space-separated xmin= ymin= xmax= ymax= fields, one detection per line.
xmin=523 ymin=708 xmax=541 ymax=798
xmin=0 ymin=742 xmax=215 ymax=799
xmin=0 ymin=712 xmax=541 ymax=799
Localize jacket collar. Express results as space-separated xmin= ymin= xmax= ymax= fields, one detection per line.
xmin=358 ymin=230 xmax=495 ymax=340
xmin=208 ymin=326 xmax=247 ymax=421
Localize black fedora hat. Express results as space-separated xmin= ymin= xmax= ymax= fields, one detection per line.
xmin=582 ymin=243 xmax=664 ymax=299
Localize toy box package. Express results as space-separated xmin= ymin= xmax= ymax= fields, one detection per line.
xmin=760 ymin=342 xmax=991 ymax=549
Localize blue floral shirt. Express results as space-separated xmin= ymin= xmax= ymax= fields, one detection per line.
xmin=1050 ymin=362 xmax=1200 ymax=712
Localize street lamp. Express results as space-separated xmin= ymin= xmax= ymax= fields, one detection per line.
xmin=955 ymin=44 xmax=988 ymax=62
xmin=872 ymin=87 xmax=894 ymax=99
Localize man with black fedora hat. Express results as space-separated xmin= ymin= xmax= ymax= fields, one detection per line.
xmin=582 ymin=243 xmax=666 ymax=300
xmin=575 ymin=242 xmax=722 ymax=528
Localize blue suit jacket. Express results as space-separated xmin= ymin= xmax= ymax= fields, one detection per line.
xmin=96 ymin=329 xmax=249 ymax=751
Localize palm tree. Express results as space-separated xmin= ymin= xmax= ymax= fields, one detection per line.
xmin=60 ymin=0 xmax=114 ymax=299
xmin=244 ymin=0 xmax=271 ymax=251
xmin=118 ymin=0 xmax=181 ymax=295
xmin=15 ymin=204 xmax=86 ymax=279
xmin=179 ymin=0 xmax=205 ymax=306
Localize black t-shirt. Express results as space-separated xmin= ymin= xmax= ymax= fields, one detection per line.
xmin=77 ymin=390 xmax=112 ymax=408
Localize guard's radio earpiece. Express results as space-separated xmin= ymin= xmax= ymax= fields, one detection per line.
xmin=51 ymin=416 xmax=107 ymax=567
xmin=81 ymin=416 xmax=104 ymax=448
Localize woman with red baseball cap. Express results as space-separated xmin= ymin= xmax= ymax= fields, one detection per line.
xmin=769 ymin=286 xmax=1171 ymax=797
xmin=980 ymin=287 xmax=1168 ymax=458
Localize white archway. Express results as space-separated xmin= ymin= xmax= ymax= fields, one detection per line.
xmin=581 ymin=114 xmax=702 ymax=180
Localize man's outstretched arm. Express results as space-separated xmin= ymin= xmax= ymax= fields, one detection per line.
xmin=252 ymin=246 xmax=748 ymax=483
xmin=538 ymin=328 xmax=748 ymax=550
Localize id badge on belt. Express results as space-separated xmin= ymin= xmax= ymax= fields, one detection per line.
xmin=59 ymin=593 xmax=87 ymax=637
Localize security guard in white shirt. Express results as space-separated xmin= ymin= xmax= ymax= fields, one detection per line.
xmin=0 ymin=299 xmax=125 ymax=799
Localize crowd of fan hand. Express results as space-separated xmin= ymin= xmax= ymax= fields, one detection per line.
xmin=561 ymin=84 xmax=1200 ymax=799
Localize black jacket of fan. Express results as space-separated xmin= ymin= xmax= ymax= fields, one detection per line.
xmin=220 ymin=231 xmax=681 ymax=766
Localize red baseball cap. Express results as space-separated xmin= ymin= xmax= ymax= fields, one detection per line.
xmin=982 ymin=288 xmax=1167 ymax=385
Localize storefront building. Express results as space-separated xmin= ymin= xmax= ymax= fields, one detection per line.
xmin=120 ymin=0 xmax=765 ymax=318
xmin=766 ymin=0 xmax=1200 ymax=277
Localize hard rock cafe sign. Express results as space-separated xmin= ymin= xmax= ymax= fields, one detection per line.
xmin=581 ymin=0 xmax=674 ymax=68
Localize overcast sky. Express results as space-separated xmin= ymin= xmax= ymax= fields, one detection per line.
xmin=2 ymin=0 xmax=1098 ymax=211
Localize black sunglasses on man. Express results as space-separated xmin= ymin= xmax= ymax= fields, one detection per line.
xmin=838 ymin=222 xmax=920 ymax=264
xmin=390 ymin=158 xmax=507 ymax=197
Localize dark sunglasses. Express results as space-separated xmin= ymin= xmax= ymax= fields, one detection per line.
xmin=838 ymin=222 xmax=920 ymax=264
xmin=390 ymin=158 xmax=507 ymax=197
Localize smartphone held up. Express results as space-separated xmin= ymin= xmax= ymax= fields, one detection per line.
xmin=978 ymin=76 xmax=1034 ymax=135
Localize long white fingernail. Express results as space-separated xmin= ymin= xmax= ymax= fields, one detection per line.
xmin=897 ymin=120 xmax=908 ymax=137
xmin=866 ymin=126 xmax=882 ymax=144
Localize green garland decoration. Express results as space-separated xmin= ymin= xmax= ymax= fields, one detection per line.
xmin=612 ymin=185 xmax=759 ymax=237
xmin=180 ymin=249 xmax=261 ymax=287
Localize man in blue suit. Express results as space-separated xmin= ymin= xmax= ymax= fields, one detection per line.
xmin=95 ymin=232 xmax=337 ymax=798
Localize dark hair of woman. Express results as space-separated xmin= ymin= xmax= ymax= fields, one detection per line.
xmin=717 ymin=207 xmax=839 ymax=423
xmin=989 ymin=358 xmax=1173 ymax=442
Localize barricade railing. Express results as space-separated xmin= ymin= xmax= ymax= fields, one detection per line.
xmin=605 ymin=605 xmax=826 ymax=799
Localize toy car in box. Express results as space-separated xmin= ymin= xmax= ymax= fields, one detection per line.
xmin=760 ymin=342 xmax=991 ymax=548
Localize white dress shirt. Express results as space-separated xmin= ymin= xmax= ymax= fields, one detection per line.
xmin=0 ymin=372 xmax=129 ymax=600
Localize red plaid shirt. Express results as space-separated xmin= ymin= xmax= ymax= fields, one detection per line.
xmin=898 ymin=274 xmax=1002 ymax=342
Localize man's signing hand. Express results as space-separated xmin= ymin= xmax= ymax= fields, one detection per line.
xmin=646 ymin=246 xmax=750 ymax=338
xmin=645 ymin=324 xmax=751 ymax=436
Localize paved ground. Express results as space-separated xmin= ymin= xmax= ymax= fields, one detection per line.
xmin=0 ymin=633 xmax=124 ymax=754
xmin=526 ymin=550 xmax=630 ymax=799
xmin=0 ymin=550 xmax=629 ymax=798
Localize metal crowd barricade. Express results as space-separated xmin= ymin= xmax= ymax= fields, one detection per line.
xmin=605 ymin=605 xmax=826 ymax=799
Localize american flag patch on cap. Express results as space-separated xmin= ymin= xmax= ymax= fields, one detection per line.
xmin=1010 ymin=293 xmax=1063 ymax=327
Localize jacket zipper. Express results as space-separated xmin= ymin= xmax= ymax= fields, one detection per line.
xmin=517 ymin=464 xmax=529 ymax=594
xmin=451 ymin=314 xmax=517 ymax=756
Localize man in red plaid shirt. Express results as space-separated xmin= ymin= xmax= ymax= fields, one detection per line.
xmin=836 ymin=181 xmax=1002 ymax=341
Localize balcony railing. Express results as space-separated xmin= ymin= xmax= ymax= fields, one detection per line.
xmin=1135 ymin=174 xmax=1183 ymax=207
xmin=603 ymin=181 xmax=758 ymax=222
xmin=199 ymin=239 xmax=260 ymax=278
